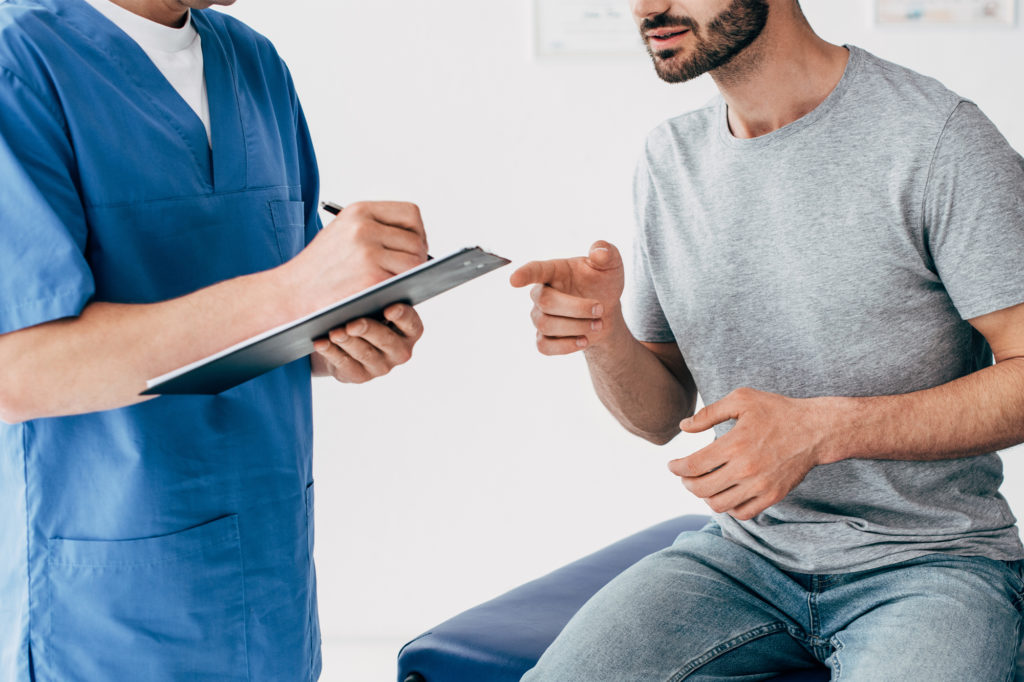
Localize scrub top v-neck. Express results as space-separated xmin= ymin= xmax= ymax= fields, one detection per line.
xmin=0 ymin=1 xmax=324 ymax=680
xmin=81 ymin=0 xmax=212 ymax=143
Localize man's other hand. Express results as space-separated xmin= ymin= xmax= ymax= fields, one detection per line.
xmin=669 ymin=388 xmax=840 ymax=521
xmin=509 ymin=241 xmax=626 ymax=355
xmin=312 ymin=303 xmax=423 ymax=384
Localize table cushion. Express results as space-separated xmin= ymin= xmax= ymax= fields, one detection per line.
xmin=397 ymin=515 xmax=829 ymax=681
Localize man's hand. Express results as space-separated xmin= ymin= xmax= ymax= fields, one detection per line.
xmin=509 ymin=241 xmax=625 ymax=354
xmin=670 ymin=388 xmax=841 ymax=521
xmin=312 ymin=303 xmax=423 ymax=383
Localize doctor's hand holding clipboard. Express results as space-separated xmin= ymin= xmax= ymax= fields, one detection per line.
xmin=293 ymin=201 xmax=430 ymax=385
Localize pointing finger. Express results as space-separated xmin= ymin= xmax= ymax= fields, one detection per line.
xmin=510 ymin=260 xmax=559 ymax=289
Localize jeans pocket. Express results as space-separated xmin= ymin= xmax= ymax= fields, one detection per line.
xmin=44 ymin=515 xmax=249 ymax=682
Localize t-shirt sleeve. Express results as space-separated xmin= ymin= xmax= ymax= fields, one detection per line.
xmin=0 ymin=66 xmax=93 ymax=335
xmin=923 ymin=101 xmax=1024 ymax=320
xmin=624 ymin=154 xmax=675 ymax=343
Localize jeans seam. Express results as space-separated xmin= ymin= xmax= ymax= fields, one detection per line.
xmin=1007 ymin=614 xmax=1023 ymax=682
xmin=829 ymin=632 xmax=845 ymax=681
xmin=667 ymin=622 xmax=789 ymax=682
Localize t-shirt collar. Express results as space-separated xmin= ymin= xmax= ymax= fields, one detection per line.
xmin=80 ymin=0 xmax=197 ymax=53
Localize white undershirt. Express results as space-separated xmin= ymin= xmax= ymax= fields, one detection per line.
xmin=83 ymin=0 xmax=212 ymax=145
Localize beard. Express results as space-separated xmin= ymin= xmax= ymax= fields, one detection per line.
xmin=642 ymin=0 xmax=770 ymax=83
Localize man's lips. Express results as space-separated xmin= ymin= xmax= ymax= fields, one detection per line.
xmin=646 ymin=28 xmax=691 ymax=46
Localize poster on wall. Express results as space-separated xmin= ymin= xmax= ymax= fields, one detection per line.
xmin=534 ymin=0 xmax=641 ymax=56
xmin=876 ymin=0 xmax=1018 ymax=25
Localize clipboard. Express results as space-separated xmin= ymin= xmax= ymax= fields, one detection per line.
xmin=143 ymin=246 xmax=510 ymax=395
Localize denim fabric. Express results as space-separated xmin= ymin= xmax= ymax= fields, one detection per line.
xmin=522 ymin=523 xmax=1024 ymax=681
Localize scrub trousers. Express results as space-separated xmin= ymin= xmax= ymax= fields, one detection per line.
xmin=522 ymin=522 xmax=1024 ymax=681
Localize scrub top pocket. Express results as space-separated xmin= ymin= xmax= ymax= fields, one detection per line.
xmin=44 ymin=515 xmax=249 ymax=682
xmin=270 ymin=199 xmax=307 ymax=264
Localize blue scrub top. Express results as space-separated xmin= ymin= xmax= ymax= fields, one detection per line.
xmin=0 ymin=1 xmax=324 ymax=680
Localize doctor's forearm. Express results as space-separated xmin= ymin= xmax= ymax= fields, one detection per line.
xmin=0 ymin=265 xmax=304 ymax=423
xmin=824 ymin=357 xmax=1024 ymax=465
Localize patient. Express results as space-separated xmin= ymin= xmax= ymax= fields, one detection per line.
xmin=511 ymin=0 xmax=1024 ymax=678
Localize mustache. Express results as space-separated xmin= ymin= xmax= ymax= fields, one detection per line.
xmin=640 ymin=13 xmax=698 ymax=33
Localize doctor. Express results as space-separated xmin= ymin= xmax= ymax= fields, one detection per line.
xmin=0 ymin=0 xmax=427 ymax=680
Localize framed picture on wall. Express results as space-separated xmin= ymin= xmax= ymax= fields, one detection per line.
xmin=876 ymin=0 xmax=1018 ymax=26
xmin=533 ymin=0 xmax=642 ymax=56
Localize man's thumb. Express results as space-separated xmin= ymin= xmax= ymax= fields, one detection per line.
xmin=586 ymin=241 xmax=622 ymax=272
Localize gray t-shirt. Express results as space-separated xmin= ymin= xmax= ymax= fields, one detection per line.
xmin=626 ymin=45 xmax=1024 ymax=573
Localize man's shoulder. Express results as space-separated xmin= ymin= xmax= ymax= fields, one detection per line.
xmin=848 ymin=46 xmax=965 ymax=128
xmin=641 ymin=99 xmax=720 ymax=168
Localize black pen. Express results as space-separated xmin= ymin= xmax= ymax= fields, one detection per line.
xmin=320 ymin=200 xmax=433 ymax=260
xmin=320 ymin=200 xmax=344 ymax=216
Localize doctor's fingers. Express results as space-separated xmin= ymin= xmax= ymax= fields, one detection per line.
xmin=376 ymin=222 xmax=429 ymax=259
xmin=371 ymin=248 xmax=429 ymax=278
xmin=382 ymin=304 xmax=424 ymax=342
xmin=312 ymin=341 xmax=373 ymax=384
xmin=336 ymin=218 xmax=428 ymax=261
xmin=342 ymin=318 xmax=417 ymax=366
xmin=342 ymin=201 xmax=427 ymax=241
xmin=327 ymin=329 xmax=394 ymax=378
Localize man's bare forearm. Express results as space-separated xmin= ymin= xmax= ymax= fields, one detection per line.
xmin=0 ymin=265 xmax=303 ymax=422
xmin=584 ymin=311 xmax=697 ymax=445
xmin=827 ymin=357 xmax=1024 ymax=464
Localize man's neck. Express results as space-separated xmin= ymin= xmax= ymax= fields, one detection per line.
xmin=711 ymin=7 xmax=849 ymax=139
xmin=105 ymin=0 xmax=189 ymax=28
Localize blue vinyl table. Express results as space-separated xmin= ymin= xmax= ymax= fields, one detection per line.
xmin=398 ymin=515 xmax=830 ymax=681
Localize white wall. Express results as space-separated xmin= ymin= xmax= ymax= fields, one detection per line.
xmin=222 ymin=0 xmax=1024 ymax=666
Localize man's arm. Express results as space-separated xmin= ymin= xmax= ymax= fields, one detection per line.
xmin=671 ymin=301 xmax=1024 ymax=521
xmin=511 ymin=241 xmax=698 ymax=443
xmin=585 ymin=329 xmax=697 ymax=444
xmin=830 ymin=301 xmax=1024 ymax=461
xmin=0 ymin=202 xmax=428 ymax=424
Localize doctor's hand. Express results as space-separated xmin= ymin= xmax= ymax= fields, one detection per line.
xmin=283 ymin=201 xmax=429 ymax=314
xmin=311 ymin=303 xmax=423 ymax=384
xmin=670 ymin=388 xmax=842 ymax=521
xmin=509 ymin=241 xmax=625 ymax=355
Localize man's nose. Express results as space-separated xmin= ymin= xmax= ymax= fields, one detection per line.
xmin=631 ymin=0 xmax=674 ymax=22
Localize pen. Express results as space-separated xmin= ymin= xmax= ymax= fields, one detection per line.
xmin=320 ymin=200 xmax=433 ymax=260
xmin=320 ymin=200 xmax=344 ymax=216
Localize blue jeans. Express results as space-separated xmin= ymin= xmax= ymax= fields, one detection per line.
xmin=522 ymin=522 xmax=1024 ymax=681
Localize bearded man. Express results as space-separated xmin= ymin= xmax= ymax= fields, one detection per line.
xmin=513 ymin=0 xmax=1024 ymax=679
